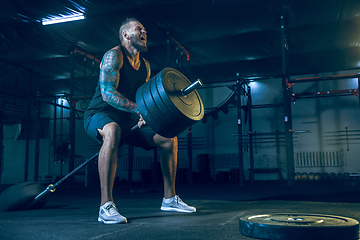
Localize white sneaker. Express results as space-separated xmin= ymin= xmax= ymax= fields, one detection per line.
xmin=98 ymin=201 xmax=127 ymax=224
xmin=160 ymin=195 xmax=196 ymax=213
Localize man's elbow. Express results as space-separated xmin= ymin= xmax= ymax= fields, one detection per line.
xmin=101 ymin=92 xmax=109 ymax=102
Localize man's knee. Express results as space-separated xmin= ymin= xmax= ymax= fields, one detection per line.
xmin=99 ymin=122 xmax=121 ymax=143
xmin=156 ymin=135 xmax=178 ymax=150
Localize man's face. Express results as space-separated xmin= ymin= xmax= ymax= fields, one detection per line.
xmin=128 ymin=21 xmax=148 ymax=53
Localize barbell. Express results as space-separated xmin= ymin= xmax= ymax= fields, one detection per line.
xmin=0 ymin=67 xmax=204 ymax=211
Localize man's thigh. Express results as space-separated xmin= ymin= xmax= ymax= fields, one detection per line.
xmin=121 ymin=126 xmax=157 ymax=151
xmin=84 ymin=112 xmax=137 ymax=144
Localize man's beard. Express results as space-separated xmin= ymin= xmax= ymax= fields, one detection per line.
xmin=130 ymin=34 xmax=148 ymax=53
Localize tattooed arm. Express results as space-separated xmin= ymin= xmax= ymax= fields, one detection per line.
xmin=99 ymin=47 xmax=139 ymax=114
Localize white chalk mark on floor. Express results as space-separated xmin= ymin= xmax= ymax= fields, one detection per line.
xmin=90 ymin=223 xmax=146 ymax=239
xmin=219 ymin=212 xmax=244 ymax=226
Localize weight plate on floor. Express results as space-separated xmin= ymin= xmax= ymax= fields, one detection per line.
xmin=0 ymin=181 xmax=49 ymax=211
xmin=239 ymin=213 xmax=359 ymax=240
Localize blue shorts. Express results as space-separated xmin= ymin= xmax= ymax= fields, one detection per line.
xmin=84 ymin=112 xmax=157 ymax=150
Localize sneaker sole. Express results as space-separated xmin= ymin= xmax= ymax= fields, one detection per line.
xmin=98 ymin=217 xmax=127 ymax=224
xmin=160 ymin=206 xmax=196 ymax=213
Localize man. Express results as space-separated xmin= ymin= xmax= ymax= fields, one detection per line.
xmin=84 ymin=18 xmax=196 ymax=224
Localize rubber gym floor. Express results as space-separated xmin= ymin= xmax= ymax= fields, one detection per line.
xmin=1 ymin=180 xmax=360 ymax=240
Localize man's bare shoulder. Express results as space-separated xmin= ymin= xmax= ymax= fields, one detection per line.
xmin=104 ymin=46 xmax=123 ymax=58
xmin=143 ymin=58 xmax=151 ymax=81
xmin=100 ymin=46 xmax=123 ymax=71
xmin=142 ymin=58 xmax=150 ymax=70
xmin=112 ymin=45 xmax=122 ymax=53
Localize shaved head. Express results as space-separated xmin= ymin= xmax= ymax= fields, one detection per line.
xmin=119 ymin=18 xmax=140 ymax=44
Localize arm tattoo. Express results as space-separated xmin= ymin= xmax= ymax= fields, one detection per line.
xmin=99 ymin=49 xmax=139 ymax=114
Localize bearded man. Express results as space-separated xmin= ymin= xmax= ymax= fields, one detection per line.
xmin=84 ymin=18 xmax=196 ymax=224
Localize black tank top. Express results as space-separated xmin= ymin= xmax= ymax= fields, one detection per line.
xmin=84 ymin=46 xmax=147 ymax=120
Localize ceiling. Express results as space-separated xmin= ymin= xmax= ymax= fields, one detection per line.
xmin=1 ymin=0 xmax=360 ymax=122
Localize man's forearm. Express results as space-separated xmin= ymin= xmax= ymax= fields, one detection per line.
xmin=103 ymin=88 xmax=139 ymax=114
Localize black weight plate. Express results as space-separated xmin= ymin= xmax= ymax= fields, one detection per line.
xmin=136 ymin=68 xmax=204 ymax=138
xmin=0 ymin=182 xmax=49 ymax=211
xmin=138 ymin=78 xmax=168 ymax=133
xmin=158 ymin=68 xmax=203 ymax=121
xmin=137 ymin=74 xmax=180 ymax=138
xmin=239 ymin=213 xmax=359 ymax=240
xmin=150 ymin=73 xmax=191 ymax=134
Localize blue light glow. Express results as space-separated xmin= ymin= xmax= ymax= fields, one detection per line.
xmin=42 ymin=13 xmax=84 ymax=25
